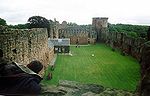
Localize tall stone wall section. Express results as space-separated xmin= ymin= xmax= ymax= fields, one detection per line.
xmin=0 ymin=27 xmax=54 ymax=75
xmin=92 ymin=17 xmax=146 ymax=61
xmin=139 ymin=41 xmax=150 ymax=96
xmin=58 ymin=27 xmax=94 ymax=45
xmin=105 ymin=32 xmax=146 ymax=61
xmin=92 ymin=17 xmax=108 ymax=42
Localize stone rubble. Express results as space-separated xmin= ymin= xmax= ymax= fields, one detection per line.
xmin=41 ymin=80 xmax=136 ymax=96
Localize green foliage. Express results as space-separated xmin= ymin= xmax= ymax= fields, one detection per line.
xmin=67 ymin=22 xmax=78 ymax=26
xmin=108 ymin=23 xmax=149 ymax=38
xmin=28 ymin=16 xmax=50 ymax=29
xmin=8 ymin=23 xmax=29 ymax=29
xmin=0 ymin=18 xmax=7 ymax=26
xmin=147 ymin=26 xmax=150 ymax=40
xmin=108 ymin=23 xmax=118 ymax=32
xmin=42 ymin=44 xmax=140 ymax=91
xmin=127 ymin=32 xmax=138 ymax=38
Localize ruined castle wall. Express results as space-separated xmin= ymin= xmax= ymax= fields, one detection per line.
xmin=100 ymin=28 xmax=109 ymax=42
xmin=78 ymin=37 xmax=88 ymax=44
xmin=70 ymin=36 xmax=78 ymax=44
xmin=92 ymin=17 xmax=147 ymax=61
xmin=92 ymin=17 xmax=108 ymax=42
xmin=0 ymin=28 xmax=54 ymax=75
xmin=89 ymin=38 xmax=96 ymax=44
xmin=139 ymin=41 xmax=150 ymax=96
xmin=104 ymin=31 xmax=146 ymax=61
xmin=70 ymin=36 xmax=89 ymax=45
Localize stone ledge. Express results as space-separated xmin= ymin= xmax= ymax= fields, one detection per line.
xmin=41 ymin=80 xmax=136 ymax=96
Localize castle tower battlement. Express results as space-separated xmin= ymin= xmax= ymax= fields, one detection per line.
xmin=92 ymin=17 xmax=108 ymax=29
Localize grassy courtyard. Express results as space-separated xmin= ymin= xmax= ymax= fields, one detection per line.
xmin=42 ymin=44 xmax=140 ymax=91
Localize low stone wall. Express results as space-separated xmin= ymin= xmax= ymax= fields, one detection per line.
xmin=0 ymin=26 xmax=54 ymax=75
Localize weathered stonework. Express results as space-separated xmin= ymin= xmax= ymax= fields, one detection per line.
xmin=92 ymin=17 xmax=108 ymax=42
xmin=92 ymin=18 xmax=146 ymax=61
xmin=139 ymin=41 xmax=150 ymax=96
xmin=48 ymin=20 xmax=97 ymax=45
xmin=1 ymin=17 xmax=150 ymax=95
xmin=104 ymin=32 xmax=146 ymax=61
xmin=0 ymin=26 xmax=54 ymax=75
xmin=41 ymin=80 xmax=136 ymax=96
xmin=59 ymin=27 xmax=90 ymax=44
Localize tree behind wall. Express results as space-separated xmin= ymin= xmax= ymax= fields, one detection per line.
xmin=0 ymin=18 xmax=7 ymax=26
xmin=8 ymin=23 xmax=29 ymax=29
xmin=27 ymin=16 xmax=50 ymax=30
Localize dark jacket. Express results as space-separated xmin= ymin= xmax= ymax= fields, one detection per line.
xmin=0 ymin=58 xmax=42 ymax=95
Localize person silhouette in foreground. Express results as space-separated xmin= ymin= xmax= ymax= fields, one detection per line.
xmin=0 ymin=49 xmax=43 ymax=95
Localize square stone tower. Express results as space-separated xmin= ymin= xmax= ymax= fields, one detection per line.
xmin=92 ymin=17 xmax=108 ymax=42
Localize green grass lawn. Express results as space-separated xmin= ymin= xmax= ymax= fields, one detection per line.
xmin=42 ymin=44 xmax=140 ymax=91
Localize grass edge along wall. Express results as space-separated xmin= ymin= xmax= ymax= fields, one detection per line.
xmin=42 ymin=44 xmax=140 ymax=91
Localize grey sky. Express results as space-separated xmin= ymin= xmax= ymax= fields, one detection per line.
xmin=0 ymin=0 xmax=150 ymax=25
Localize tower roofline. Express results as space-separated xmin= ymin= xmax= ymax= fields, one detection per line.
xmin=92 ymin=17 xmax=108 ymax=19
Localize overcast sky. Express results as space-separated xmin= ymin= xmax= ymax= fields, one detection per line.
xmin=0 ymin=0 xmax=150 ymax=25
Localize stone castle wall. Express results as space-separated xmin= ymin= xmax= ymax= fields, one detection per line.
xmin=70 ymin=36 xmax=89 ymax=45
xmin=49 ymin=19 xmax=97 ymax=45
xmin=139 ymin=41 xmax=150 ymax=96
xmin=69 ymin=32 xmax=89 ymax=45
xmin=0 ymin=27 xmax=54 ymax=75
xmin=58 ymin=27 xmax=95 ymax=45
xmin=92 ymin=17 xmax=146 ymax=61
xmin=100 ymin=31 xmax=146 ymax=61
xmin=92 ymin=17 xmax=108 ymax=42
